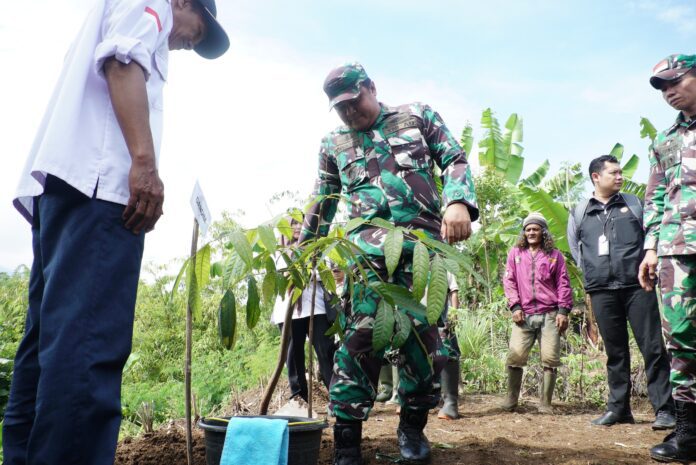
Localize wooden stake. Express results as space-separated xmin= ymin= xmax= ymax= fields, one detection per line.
xmin=185 ymin=219 xmax=199 ymax=465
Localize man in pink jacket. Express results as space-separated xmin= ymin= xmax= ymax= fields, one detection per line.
xmin=500 ymin=212 xmax=573 ymax=413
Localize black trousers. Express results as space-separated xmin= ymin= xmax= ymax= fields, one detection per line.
xmin=591 ymin=286 xmax=673 ymax=415
xmin=279 ymin=314 xmax=336 ymax=401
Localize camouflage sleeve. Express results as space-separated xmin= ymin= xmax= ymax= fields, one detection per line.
xmin=421 ymin=104 xmax=479 ymax=222
xmin=643 ymin=143 xmax=666 ymax=251
xmin=299 ymin=139 xmax=341 ymax=243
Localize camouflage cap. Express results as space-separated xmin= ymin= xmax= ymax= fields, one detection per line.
xmin=650 ymin=54 xmax=696 ymax=89
xmin=323 ymin=62 xmax=370 ymax=109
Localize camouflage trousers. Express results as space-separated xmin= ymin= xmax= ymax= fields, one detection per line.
xmin=438 ymin=304 xmax=460 ymax=361
xmin=659 ymin=255 xmax=696 ymax=403
xmin=329 ymin=261 xmax=448 ymax=421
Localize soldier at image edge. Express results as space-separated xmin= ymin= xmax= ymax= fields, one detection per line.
xmin=639 ymin=53 xmax=696 ymax=463
xmin=299 ymin=62 xmax=478 ymax=465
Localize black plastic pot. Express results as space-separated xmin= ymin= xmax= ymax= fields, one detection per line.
xmin=198 ymin=415 xmax=328 ymax=465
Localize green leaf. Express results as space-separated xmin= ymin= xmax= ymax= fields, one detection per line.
xmin=460 ymin=124 xmax=474 ymax=156
xmin=194 ymin=244 xmax=211 ymax=290
xmin=478 ymin=108 xmax=502 ymax=172
xmin=246 ymin=277 xmax=260 ymax=329
xmin=187 ymin=262 xmax=202 ymax=321
xmin=257 ymin=225 xmax=277 ymax=254
xmin=370 ymin=282 xmax=427 ymax=316
xmin=622 ymin=179 xmax=647 ymax=199
xmin=168 ymin=257 xmax=190 ymax=305
xmin=426 ymin=255 xmax=448 ymax=325
xmin=392 ymin=310 xmax=412 ymax=348
xmin=276 ymin=273 xmax=289 ymax=298
xmin=318 ymin=265 xmax=337 ymax=296
xmin=384 ymin=228 xmax=404 ymax=277
xmin=277 ymin=217 xmax=293 ymax=241
xmin=520 ymin=160 xmax=550 ymax=188
xmin=442 ymin=258 xmax=460 ymax=277
xmin=370 ymin=218 xmax=394 ymax=230
xmin=230 ymin=230 xmax=253 ymax=268
xmin=502 ymin=114 xmax=523 ymax=158
xmin=640 ymin=117 xmax=657 ymax=142
xmin=218 ymin=289 xmax=237 ymax=350
xmin=345 ymin=217 xmax=367 ymax=232
xmin=506 ymin=154 xmax=524 ymax=185
xmin=373 ymin=300 xmax=395 ymax=352
xmin=621 ymin=154 xmax=640 ymax=180
xmin=609 ymin=143 xmax=624 ymax=162
xmin=412 ymin=242 xmax=429 ymax=302
xmin=262 ymin=271 xmax=277 ymax=305
xmin=210 ymin=261 xmax=223 ymax=278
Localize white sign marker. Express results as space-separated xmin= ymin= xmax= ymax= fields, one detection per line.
xmin=190 ymin=181 xmax=211 ymax=237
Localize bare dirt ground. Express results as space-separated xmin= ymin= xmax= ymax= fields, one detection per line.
xmin=115 ymin=389 xmax=668 ymax=465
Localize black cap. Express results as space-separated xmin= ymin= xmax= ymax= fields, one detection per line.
xmin=194 ymin=0 xmax=229 ymax=60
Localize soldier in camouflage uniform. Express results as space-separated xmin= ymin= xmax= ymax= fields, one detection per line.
xmin=299 ymin=62 xmax=478 ymax=465
xmin=639 ymin=54 xmax=696 ymax=463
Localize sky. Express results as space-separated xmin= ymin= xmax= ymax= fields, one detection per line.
xmin=0 ymin=0 xmax=693 ymax=272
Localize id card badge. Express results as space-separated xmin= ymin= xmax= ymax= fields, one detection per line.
xmin=598 ymin=234 xmax=609 ymax=256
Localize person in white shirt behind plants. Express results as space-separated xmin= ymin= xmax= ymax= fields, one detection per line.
xmin=271 ymin=216 xmax=339 ymax=403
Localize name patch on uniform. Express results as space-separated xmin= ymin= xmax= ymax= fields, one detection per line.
xmin=658 ymin=139 xmax=682 ymax=171
xmin=334 ymin=134 xmax=360 ymax=154
xmin=382 ymin=114 xmax=419 ymax=137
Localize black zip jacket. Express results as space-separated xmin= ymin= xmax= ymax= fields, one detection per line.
xmin=567 ymin=194 xmax=644 ymax=292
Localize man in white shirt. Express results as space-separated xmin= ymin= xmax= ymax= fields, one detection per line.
xmin=3 ymin=1 xmax=228 ymax=464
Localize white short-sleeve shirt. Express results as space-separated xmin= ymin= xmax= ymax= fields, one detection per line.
xmin=13 ymin=0 xmax=172 ymax=222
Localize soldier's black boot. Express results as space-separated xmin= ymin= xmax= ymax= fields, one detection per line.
xmin=334 ymin=419 xmax=363 ymax=465
xmin=397 ymin=408 xmax=431 ymax=463
xmin=650 ymin=400 xmax=696 ymax=463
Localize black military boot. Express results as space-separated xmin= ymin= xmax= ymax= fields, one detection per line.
xmin=397 ymin=408 xmax=431 ymax=463
xmin=650 ymin=400 xmax=696 ymax=463
xmin=334 ymin=420 xmax=363 ymax=465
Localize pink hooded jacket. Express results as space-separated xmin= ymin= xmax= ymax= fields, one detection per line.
xmin=503 ymin=247 xmax=573 ymax=315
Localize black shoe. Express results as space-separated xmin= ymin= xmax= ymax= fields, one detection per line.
xmin=650 ymin=401 xmax=696 ymax=463
xmin=653 ymin=409 xmax=677 ymax=431
xmin=590 ymin=411 xmax=635 ymax=426
xmin=334 ymin=420 xmax=363 ymax=465
xmin=397 ymin=409 xmax=431 ymax=463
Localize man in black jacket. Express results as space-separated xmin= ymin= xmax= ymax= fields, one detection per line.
xmin=567 ymin=155 xmax=674 ymax=429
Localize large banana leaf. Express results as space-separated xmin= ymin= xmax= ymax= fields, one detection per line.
xmin=460 ymin=124 xmax=474 ymax=156
xmin=506 ymin=154 xmax=524 ymax=185
xmin=478 ymin=108 xmax=503 ymax=172
xmin=544 ymin=163 xmax=583 ymax=205
xmin=609 ymin=143 xmax=624 ymax=162
xmin=640 ymin=117 xmax=657 ymax=142
xmin=622 ymin=179 xmax=647 ymax=199
xmin=502 ymin=114 xmax=523 ymax=158
xmin=519 ymin=186 xmax=570 ymax=252
xmin=520 ymin=160 xmax=550 ymax=188
xmin=621 ymin=154 xmax=639 ymax=180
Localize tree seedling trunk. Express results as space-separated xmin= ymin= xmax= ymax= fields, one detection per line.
xmin=185 ymin=219 xmax=199 ymax=465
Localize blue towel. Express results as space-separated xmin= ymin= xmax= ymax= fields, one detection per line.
xmin=220 ymin=417 xmax=289 ymax=465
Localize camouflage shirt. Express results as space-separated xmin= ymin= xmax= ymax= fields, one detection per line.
xmin=300 ymin=102 xmax=478 ymax=256
xmin=644 ymin=112 xmax=696 ymax=256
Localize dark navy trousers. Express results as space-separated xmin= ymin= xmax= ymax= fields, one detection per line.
xmin=3 ymin=176 xmax=144 ymax=465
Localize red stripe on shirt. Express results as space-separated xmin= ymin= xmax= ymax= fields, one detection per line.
xmin=144 ymin=7 xmax=162 ymax=32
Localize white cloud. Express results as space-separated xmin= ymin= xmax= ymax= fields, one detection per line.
xmin=629 ymin=0 xmax=696 ymax=35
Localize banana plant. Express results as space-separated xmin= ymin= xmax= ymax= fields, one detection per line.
xmin=478 ymin=109 xmax=525 ymax=185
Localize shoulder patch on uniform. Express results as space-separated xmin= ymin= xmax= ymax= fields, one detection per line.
xmin=144 ymin=6 xmax=163 ymax=32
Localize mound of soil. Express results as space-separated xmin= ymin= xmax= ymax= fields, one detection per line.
xmin=116 ymin=393 xmax=665 ymax=464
